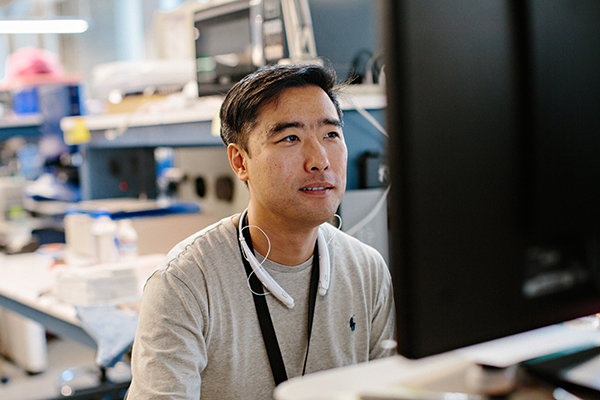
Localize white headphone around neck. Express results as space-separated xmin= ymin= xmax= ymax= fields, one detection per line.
xmin=238 ymin=209 xmax=331 ymax=309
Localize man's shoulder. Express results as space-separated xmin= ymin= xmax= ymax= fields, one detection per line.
xmin=320 ymin=222 xmax=386 ymax=264
xmin=156 ymin=215 xmax=238 ymax=271
xmin=320 ymin=222 xmax=375 ymax=249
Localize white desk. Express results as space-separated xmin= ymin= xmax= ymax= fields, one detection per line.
xmin=274 ymin=323 xmax=600 ymax=400
xmin=0 ymin=252 xmax=164 ymax=350
xmin=6 ymin=253 xmax=600 ymax=399
xmin=274 ymin=353 xmax=479 ymax=400
xmin=0 ymin=252 xmax=165 ymax=399
xmin=0 ymin=252 xmax=95 ymax=348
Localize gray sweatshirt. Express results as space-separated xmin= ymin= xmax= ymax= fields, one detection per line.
xmin=127 ymin=216 xmax=395 ymax=399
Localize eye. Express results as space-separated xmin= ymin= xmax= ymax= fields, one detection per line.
xmin=281 ymin=135 xmax=300 ymax=143
xmin=325 ymin=131 xmax=340 ymax=139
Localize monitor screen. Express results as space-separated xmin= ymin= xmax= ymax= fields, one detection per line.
xmin=383 ymin=0 xmax=600 ymax=359
xmin=194 ymin=5 xmax=256 ymax=96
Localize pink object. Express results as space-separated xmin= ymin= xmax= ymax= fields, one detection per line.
xmin=1 ymin=46 xmax=80 ymax=90
xmin=7 ymin=46 xmax=63 ymax=77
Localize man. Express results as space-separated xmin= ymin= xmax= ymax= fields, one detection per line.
xmin=127 ymin=64 xmax=395 ymax=399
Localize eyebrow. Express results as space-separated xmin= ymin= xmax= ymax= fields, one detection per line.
xmin=268 ymin=118 xmax=343 ymax=137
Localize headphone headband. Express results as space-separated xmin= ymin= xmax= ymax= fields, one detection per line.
xmin=238 ymin=209 xmax=330 ymax=308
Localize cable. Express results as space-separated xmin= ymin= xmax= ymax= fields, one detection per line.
xmin=346 ymin=96 xmax=388 ymax=138
xmin=342 ymin=85 xmax=390 ymax=238
xmin=345 ymin=185 xmax=390 ymax=237
xmin=365 ymin=50 xmax=383 ymax=85
xmin=327 ymin=214 xmax=343 ymax=245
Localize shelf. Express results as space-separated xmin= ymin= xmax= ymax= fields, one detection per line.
xmin=0 ymin=114 xmax=43 ymax=141
xmin=60 ymin=89 xmax=387 ymax=150
xmin=61 ymin=96 xmax=224 ymax=149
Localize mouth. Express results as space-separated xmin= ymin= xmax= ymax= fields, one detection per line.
xmin=300 ymin=183 xmax=334 ymax=193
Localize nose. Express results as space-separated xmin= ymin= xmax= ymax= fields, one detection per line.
xmin=305 ymin=137 xmax=329 ymax=172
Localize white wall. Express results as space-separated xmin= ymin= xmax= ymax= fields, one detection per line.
xmin=0 ymin=0 xmax=383 ymax=90
xmin=0 ymin=0 xmax=187 ymax=84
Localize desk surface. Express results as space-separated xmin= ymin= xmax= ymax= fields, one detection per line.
xmin=274 ymin=353 xmax=478 ymax=400
xmin=0 ymin=252 xmax=95 ymax=347
xmin=274 ymin=323 xmax=600 ymax=400
xmin=0 ymin=252 xmax=78 ymax=323
xmin=0 ymin=252 xmax=163 ymax=350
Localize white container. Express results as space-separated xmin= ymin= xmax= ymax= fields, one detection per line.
xmin=90 ymin=211 xmax=119 ymax=263
xmin=0 ymin=309 xmax=48 ymax=374
xmin=117 ymin=219 xmax=138 ymax=261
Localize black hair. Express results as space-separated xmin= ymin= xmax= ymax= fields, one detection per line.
xmin=220 ymin=63 xmax=343 ymax=153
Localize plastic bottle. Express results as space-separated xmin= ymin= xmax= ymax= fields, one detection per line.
xmin=117 ymin=219 xmax=138 ymax=261
xmin=90 ymin=211 xmax=119 ymax=264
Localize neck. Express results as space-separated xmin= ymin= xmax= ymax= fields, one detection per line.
xmin=240 ymin=209 xmax=319 ymax=266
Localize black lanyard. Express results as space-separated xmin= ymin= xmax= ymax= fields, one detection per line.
xmin=237 ymin=213 xmax=320 ymax=386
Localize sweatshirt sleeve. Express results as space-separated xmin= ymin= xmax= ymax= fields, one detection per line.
xmin=369 ymin=257 xmax=397 ymax=360
xmin=127 ymin=267 xmax=208 ymax=399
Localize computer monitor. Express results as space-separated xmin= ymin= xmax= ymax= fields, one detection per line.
xmin=383 ymin=0 xmax=600 ymax=360
xmin=194 ymin=0 xmax=261 ymax=96
xmin=193 ymin=0 xmax=318 ymax=96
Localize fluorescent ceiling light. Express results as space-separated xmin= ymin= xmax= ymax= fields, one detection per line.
xmin=0 ymin=19 xmax=89 ymax=34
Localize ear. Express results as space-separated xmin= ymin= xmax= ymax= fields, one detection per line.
xmin=227 ymin=143 xmax=249 ymax=182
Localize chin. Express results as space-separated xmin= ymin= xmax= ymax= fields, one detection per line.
xmin=305 ymin=204 xmax=340 ymax=227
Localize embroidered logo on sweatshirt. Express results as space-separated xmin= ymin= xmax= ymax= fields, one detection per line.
xmin=349 ymin=315 xmax=356 ymax=332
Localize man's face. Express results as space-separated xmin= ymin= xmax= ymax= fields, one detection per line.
xmin=230 ymin=85 xmax=347 ymax=230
